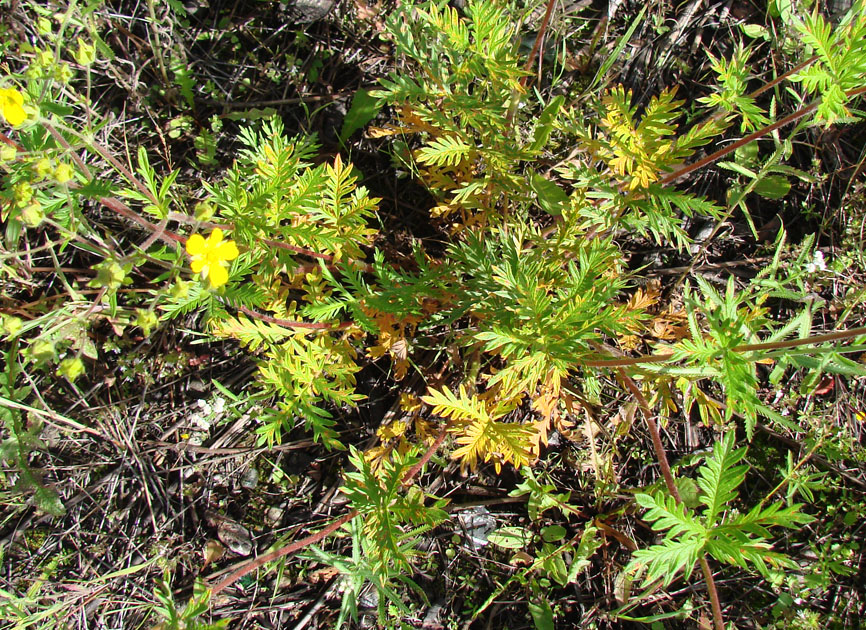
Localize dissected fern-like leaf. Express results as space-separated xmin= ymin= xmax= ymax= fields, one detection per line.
xmin=422 ymin=385 xmax=535 ymax=473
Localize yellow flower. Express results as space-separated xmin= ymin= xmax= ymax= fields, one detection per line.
xmin=0 ymin=88 xmax=27 ymax=127
xmin=186 ymin=228 xmax=239 ymax=288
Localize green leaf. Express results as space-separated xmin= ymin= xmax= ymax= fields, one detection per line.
xmin=488 ymin=526 xmax=532 ymax=549
xmin=541 ymin=524 xmax=567 ymax=542
xmin=741 ymin=23 xmax=769 ymax=39
xmin=530 ymin=173 xmax=569 ymax=216
xmin=528 ymin=598 xmax=555 ymax=630
xmin=222 ymin=107 xmax=279 ymax=121
xmin=565 ymin=526 xmax=601 ymax=582
xmin=753 ymin=175 xmax=791 ymax=199
xmin=417 ymin=135 xmax=473 ymax=167
xmin=529 ymin=95 xmax=564 ymax=152
xmin=340 ymin=89 xmax=383 ymax=143
xmin=34 ymin=485 xmax=65 ymax=517
xmin=676 ymin=477 xmax=701 ymax=509
xmin=39 ymin=102 xmax=75 ymax=117
xmin=697 ymin=432 xmax=748 ymax=527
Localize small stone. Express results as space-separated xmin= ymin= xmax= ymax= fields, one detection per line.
xmin=292 ymin=0 xmax=335 ymax=22
xmin=240 ymin=467 xmax=259 ymax=490
xmin=265 ymin=506 xmax=285 ymax=526
xmin=359 ymin=584 xmax=379 ymax=609
xmin=456 ymin=506 xmax=496 ymax=549
xmin=217 ymin=519 xmax=253 ymax=556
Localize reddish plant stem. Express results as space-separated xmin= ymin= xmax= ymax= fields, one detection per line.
xmin=750 ymin=55 xmax=818 ymax=100
xmin=237 ymin=304 xmax=352 ymax=331
xmin=210 ymin=423 xmax=451 ymax=596
xmin=521 ymin=0 xmax=558 ymax=88
xmin=44 ymin=124 xmax=93 ymax=180
xmin=211 ymin=511 xmax=357 ymax=596
xmin=619 ymin=370 xmax=679 ymax=502
xmin=699 ymin=556 xmax=726 ymax=630
xmin=88 ymin=137 xmax=159 ymax=205
xmin=585 ymin=325 xmax=866 ymax=369
xmin=619 ymin=369 xmax=724 ymax=630
xmin=98 ymin=197 xmax=183 ymax=245
xmin=661 ymin=85 xmax=866 ymax=186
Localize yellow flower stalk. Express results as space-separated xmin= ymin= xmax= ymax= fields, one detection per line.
xmin=0 ymin=88 xmax=27 ymax=127
xmin=185 ymin=228 xmax=239 ymax=288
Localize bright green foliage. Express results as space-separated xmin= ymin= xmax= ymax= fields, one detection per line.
xmin=627 ymin=433 xmax=813 ymax=587
xmin=448 ymin=226 xmax=632 ymax=403
xmin=673 ymin=276 xmax=769 ymax=438
xmin=255 ymin=333 xmax=363 ymax=448
xmin=699 ymin=43 xmax=770 ymax=131
xmin=303 ymin=517 xmax=431 ymax=629
xmin=3 ymin=0 xmax=866 ymax=625
xmin=121 ymin=147 xmax=179 ymax=220
xmin=340 ymin=447 xmax=447 ymax=573
xmin=565 ymin=87 xmax=727 ymax=248
xmin=0 ymin=343 xmax=63 ymax=516
xmin=790 ymin=4 xmax=866 ymax=124
xmin=510 ymin=467 xmax=580 ymax=521
xmin=373 ymin=0 xmax=538 ymax=215
xmin=206 ymin=118 xmax=377 ymax=264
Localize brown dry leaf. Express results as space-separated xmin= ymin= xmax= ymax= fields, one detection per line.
xmin=627 ymin=280 xmax=660 ymax=311
xmin=618 ymin=334 xmax=641 ymax=351
xmin=368 ymin=107 xmax=435 ymax=138
xmin=309 ymin=566 xmax=340 ymax=583
xmin=528 ymin=416 xmax=552 ymax=456
xmin=510 ymin=550 xmax=534 ymax=566
xmin=531 ymin=390 xmax=559 ymax=420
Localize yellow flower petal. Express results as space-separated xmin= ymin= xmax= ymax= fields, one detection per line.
xmin=214 ymin=240 xmax=239 ymax=261
xmin=208 ymin=263 xmax=229 ymax=287
xmin=190 ymin=259 xmax=206 ymax=273
xmin=208 ymin=228 xmax=224 ymax=245
xmin=0 ymin=88 xmax=27 ymax=127
xmin=186 ymin=233 xmax=206 ymax=255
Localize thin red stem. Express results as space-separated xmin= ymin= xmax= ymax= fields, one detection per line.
xmin=237 ymin=305 xmax=352 ymax=331
xmin=620 ymin=369 xmax=724 ymax=629
xmin=521 ymin=0 xmax=557 ymax=88
xmin=585 ymin=326 xmax=866 ymax=369
xmin=661 ymin=85 xmax=866 ymax=186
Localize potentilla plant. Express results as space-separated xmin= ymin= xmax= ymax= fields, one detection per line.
xmin=2 ymin=0 xmax=866 ymax=627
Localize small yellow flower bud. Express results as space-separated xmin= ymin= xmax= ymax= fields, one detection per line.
xmin=58 ymin=357 xmax=86 ymax=382
xmin=29 ymin=339 xmax=55 ymax=365
xmin=54 ymin=62 xmax=74 ymax=84
xmin=13 ymin=181 xmax=33 ymax=205
xmin=1 ymin=314 xmax=23 ymax=337
xmin=0 ymin=144 xmax=16 ymax=162
xmin=54 ymin=163 xmax=74 ymax=184
xmin=35 ymin=157 xmax=53 ymax=179
xmin=21 ymin=201 xmax=45 ymax=227
xmin=74 ymin=38 xmax=97 ymax=66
